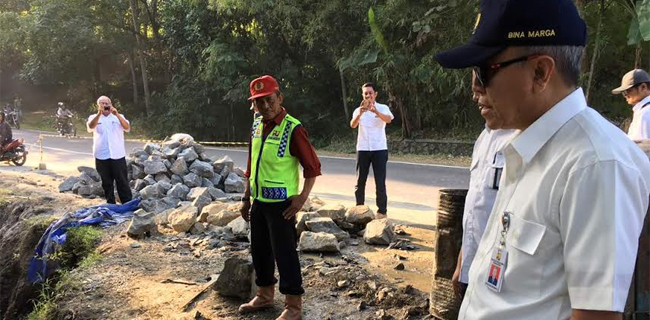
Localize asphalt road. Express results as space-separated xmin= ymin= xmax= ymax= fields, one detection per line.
xmin=3 ymin=129 xmax=471 ymax=227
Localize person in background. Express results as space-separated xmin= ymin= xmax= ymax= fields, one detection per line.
xmin=612 ymin=69 xmax=650 ymax=142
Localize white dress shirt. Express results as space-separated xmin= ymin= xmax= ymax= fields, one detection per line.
xmin=353 ymin=102 xmax=394 ymax=151
xmin=460 ymin=128 xmax=515 ymax=284
xmin=460 ymin=88 xmax=650 ymax=320
xmin=86 ymin=113 xmax=130 ymax=160
xmin=627 ymin=95 xmax=650 ymax=142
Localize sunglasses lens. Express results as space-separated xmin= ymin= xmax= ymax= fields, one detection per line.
xmin=473 ymin=67 xmax=487 ymax=87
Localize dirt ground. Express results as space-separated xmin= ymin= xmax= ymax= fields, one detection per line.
xmin=0 ymin=168 xmax=438 ymax=320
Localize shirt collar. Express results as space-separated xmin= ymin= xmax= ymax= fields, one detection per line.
xmin=510 ymin=87 xmax=587 ymax=164
xmin=633 ymin=95 xmax=650 ymax=112
xmin=262 ymin=108 xmax=286 ymax=126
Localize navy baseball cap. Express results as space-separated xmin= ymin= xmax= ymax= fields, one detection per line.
xmin=436 ymin=0 xmax=587 ymax=69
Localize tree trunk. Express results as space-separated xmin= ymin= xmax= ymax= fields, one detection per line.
xmin=339 ymin=69 xmax=350 ymax=120
xmin=130 ymin=0 xmax=151 ymax=117
xmin=586 ymin=0 xmax=605 ymax=103
xmin=635 ymin=42 xmax=643 ymax=69
xmin=128 ymin=51 xmax=139 ymax=105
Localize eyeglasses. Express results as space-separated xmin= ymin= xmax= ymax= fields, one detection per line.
xmin=473 ymin=55 xmax=540 ymax=87
xmin=622 ymin=83 xmax=643 ymax=97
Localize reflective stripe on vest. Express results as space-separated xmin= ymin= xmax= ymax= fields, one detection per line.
xmin=250 ymin=114 xmax=301 ymax=203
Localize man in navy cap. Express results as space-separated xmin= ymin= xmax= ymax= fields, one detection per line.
xmin=436 ymin=0 xmax=650 ymax=319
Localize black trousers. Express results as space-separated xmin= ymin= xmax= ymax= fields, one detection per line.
xmin=95 ymin=157 xmax=132 ymax=204
xmin=355 ymin=150 xmax=388 ymax=214
xmin=250 ymin=199 xmax=304 ymax=295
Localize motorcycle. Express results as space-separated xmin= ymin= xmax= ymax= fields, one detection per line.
xmin=3 ymin=109 xmax=20 ymax=129
xmin=55 ymin=114 xmax=77 ymax=136
xmin=0 ymin=138 xmax=28 ymax=166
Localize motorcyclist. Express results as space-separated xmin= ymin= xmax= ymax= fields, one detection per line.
xmin=56 ymin=102 xmax=73 ymax=133
xmin=0 ymin=112 xmax=12 ymax=147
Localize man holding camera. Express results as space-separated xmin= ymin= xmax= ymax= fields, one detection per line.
xmin=87 ymin=96 xmax=132 ymax=204
xmin=350 ymin=82 xmax=394 ymax=219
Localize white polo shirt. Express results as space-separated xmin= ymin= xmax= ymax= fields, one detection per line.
xmin=353 ymin=102 xmax=394 ymax=151
xmin=460 ymin=88 xmax=650 ymax=320
xmin=628 ymin=95 xmax=650 ymax=142
xmin=460 ymin=128 xmax=515 ymax=284
xmin=86 ymin=113 xmax=130 ymax=160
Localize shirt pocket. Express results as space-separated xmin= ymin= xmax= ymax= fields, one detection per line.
xmin=486 ymin=151 xmax=505 ymax=190
xmin=504 ymin=213 xmax=546 ymax=298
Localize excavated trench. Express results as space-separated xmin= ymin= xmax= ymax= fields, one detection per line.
xmin=0 ymin=199 xmax=54 ymax=320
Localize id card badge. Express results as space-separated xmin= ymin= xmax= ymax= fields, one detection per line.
xmin=485 ymin=247 xmax=508 ymax=292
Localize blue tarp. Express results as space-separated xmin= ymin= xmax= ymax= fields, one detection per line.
xmin=27 ymin=198 xmax=141 ymax=283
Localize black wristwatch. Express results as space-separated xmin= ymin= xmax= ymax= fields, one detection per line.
xmin=241 ymin=197 xmax=250 ymax=202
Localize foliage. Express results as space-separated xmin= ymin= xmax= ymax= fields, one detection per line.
xmin=0 ymin=0 xmax=647 ymax=142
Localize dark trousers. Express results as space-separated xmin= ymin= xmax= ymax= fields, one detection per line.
xmin=250 ymin=200 xmax=304 ymax=295
xmin=95 ymin=157 xmax=132 ymax=204
xmin=460 ymin=282 xmax=468 ymax=300
xmin=355 ymin=150 xmax=388 ymax=214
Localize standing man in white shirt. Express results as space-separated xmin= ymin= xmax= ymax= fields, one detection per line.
xmin=436 ymin=0 xmax=650 ymax=319
xmin=350 ymin=82 xmax=394 ymax=219
xmin=612 ymin=69 xmax=650 ymax=142
xmin=87 ymin=96 xmax=132 ymax=204
xmin=452 ymin=72 xmax=515 ymax=300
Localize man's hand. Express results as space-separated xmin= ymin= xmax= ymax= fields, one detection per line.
xmin=240 ymin=201 xmax=252 ymax=221
xmin=111 ymin=106 xmax=118 ymax=116
xmin=282 ymin=194 xmax=307 ymax=220
xmin=452 ymin=263 xmax=462 ymax=299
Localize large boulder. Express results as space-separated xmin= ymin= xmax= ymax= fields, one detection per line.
xmin=216 ymin=257 xmax=256 ymax=300
xmin=224 ymin=173 xmax=245 ymax=193
xmin=154 ymin=173 xmax=171 ymax=183
xmin=171 ymin=174 xmax=183 ymax=185
xmin=299 ymin=232 xmax=340 ymax=253
xmin=183 ymin=172 xmax=202 ymax=188
xmin=156 ymin=180 xmax=173 ymax=193
xmin=143 ymin=142 xmax=160 ymax=155
xmin=206 ymin=208 xmax=241 ymax=226
xmin=77 ymin=182 xmax=104 ymax=197
xmin=202 ymin=178 xmax=214 ymax=188
xmin=363 ymin=219 xmax=396 ymax=245
xmin=316 ymin=204 xmax=347 ymax=223
xmin=140 ymin=199 xmax=173 ymax=214
xmin=295 ymin=212 xmax=320 ymax=236
xmin=143 ymin=174 xmax=156 ymax=186
xmin=161 ymin=197 xmax=181 ymax=209
xmin=187 ymin=187 xmax=210 ymax=201
xmin=345 ymin=205 xmax=375 ymax=225
xmin=190 ymin=160 xmax=215 ymax=178
xmin=192 ymin=143 xmax=205 ymax=154
xmin=163 ymin=146 xmax=181 ymax=159
xmin=79 ymin=172 xmax=98 ymax=184
xmin=178 ymin=147 xmax=199 ymax=163
xmin=209 ymin=174 xmax=223 ymax=187
xmin=168 ymin=202 xmax=199 ymax=233
xmin=207 ymin=187 xmax=227 ymax=200
xmin=192 ymin=194 xmax=212 ymax=213
xmin=212 ymin=156 xmax=234 ymax=173
xmin=132 ymin=165 xmax=145 ymax=180
xmin=227 ymin=216 xmax=249 ymax=239
xmin=305 ymin=217 xmax=349 ymax=241
xmin=127 ymin=209 xmax=158 ymax=239
xmin=59 ymin=176 xmax=81 ymax=193
xmin=167 ymin=183 xmax=190 ymax=200
xmin=200 ymin=202 xmax=229 ymax=223
xmin=77 ymin=166 xmax=101 ymax=182
xmin=133 ymin=179 xmax=147 ymax=192
xmin=309 ymin=196 xmax=326 ymax=211
xmin=143 ymin=160 xmax=167 ymax=175
xmin=140 ymin=184 xmax=164 ymax=200
xmin=131 ymin=148 xmax=148 ymax=158
xmin=170 ymin=157 xmax=189 ymax=176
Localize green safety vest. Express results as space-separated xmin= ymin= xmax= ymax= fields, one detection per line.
xmin=249 ymin=114 xmax=301 ymax=203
